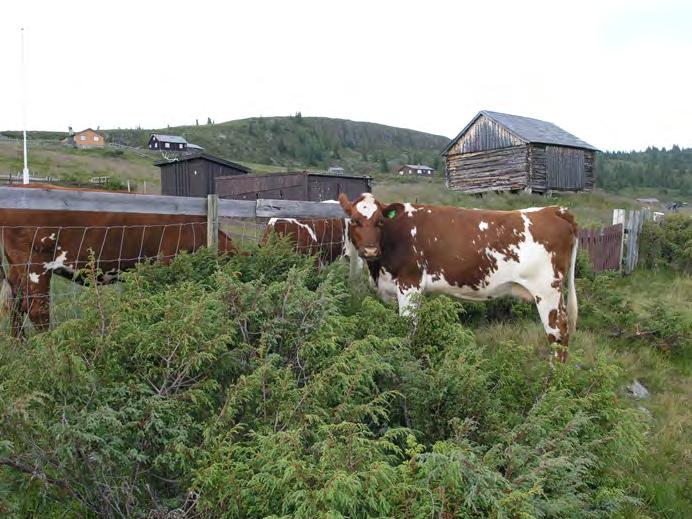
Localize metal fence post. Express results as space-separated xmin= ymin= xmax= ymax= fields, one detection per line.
xmin=207 ymin=194 xmax=219 ymax=251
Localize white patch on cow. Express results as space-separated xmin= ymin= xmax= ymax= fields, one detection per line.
xmin=427 ymin=209 xmax=432 ymax=214
xmin=521 ymin=207 xmax=544 ymax=213
xmin=43 ymin=250 xmax=69 ymax=272
xmin=478 ymin=221 xmax=489 ymax=231
xmin=268 ymin=218 xmax=318 ymax=242
xmin=434 ymin=236 xmax=438 ymax=242
xmin=29 ymin=272 xmax=40 ymax=284
xmin=403 ymin=203 xmax=418 ymax=216
xmin=559 ymin=207 xmax=567 ymax=214
xmin=410 ymin=227 xmax=417 ymax=238
xmin=375 ymin=268 xmax=399 ymax=303
xmin=355 ymin=193 xmax=377 ymax=219
xmin=40 ymin=233 xmax=56 ymax=243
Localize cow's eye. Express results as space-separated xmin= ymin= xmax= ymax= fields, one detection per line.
xmin=376 ymin=220 xmax=384 ymax=228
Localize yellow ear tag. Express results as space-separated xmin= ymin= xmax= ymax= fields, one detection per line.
xmin=386 ymin=209 xmax=397 ymax=219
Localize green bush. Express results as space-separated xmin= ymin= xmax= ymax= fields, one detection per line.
xmin=639 ymin=214 xmax=692 ymax=273
xmin=0 ymin=247 xmax=648 ymax=517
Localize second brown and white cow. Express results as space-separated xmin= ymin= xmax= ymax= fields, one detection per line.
xmin=338 ymin=193 xmax=579 ymax=362
xmin=262 ymin=203 xmax=362 ymax=271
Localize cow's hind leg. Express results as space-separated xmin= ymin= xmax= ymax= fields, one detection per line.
xmin=530 ymin=286 xmax=570 ymax=362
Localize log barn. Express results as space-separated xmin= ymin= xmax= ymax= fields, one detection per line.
xmin=442 ymin=111 xmax=598 ymax=194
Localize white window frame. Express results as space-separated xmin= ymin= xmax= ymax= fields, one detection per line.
xmin=93 ymin=135 xmax=99 ymax=141
xmin=80 ymin=135 xmax=86 ymax=141
xmin=164 ymin=142 xmax=170 ymax=149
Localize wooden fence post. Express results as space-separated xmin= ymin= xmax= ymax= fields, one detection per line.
xmin=207 ymin=194 xmax=219 ymax=252
xmin=613 ymin=209 xmax=625 ymax=272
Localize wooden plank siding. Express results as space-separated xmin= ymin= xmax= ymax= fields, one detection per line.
xmin=578 ymin=224 xmax=623 ymax=271
xmin=217 ymin=173 xmax=371 ymax=202
xmin=545 ymin=146 xmax=585 ymax=190
xmin=527 ymin=145 xmax=547 ymax=192
xmin=445 ymin=145 xmax=529 ymax=193
xmin=445 ymin=115 xmax=524 ymax=155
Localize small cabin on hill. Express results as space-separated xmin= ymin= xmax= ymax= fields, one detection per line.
xmin=149 ymin=134 xmax=188 ymax=151
xmin=157 ymin=153 xmax=250 ymax=197
xmin=63 ymin=128 xmax=105 ymax=148
xmin=442 ymin=111 xmax=598 ymax=194
xmin=398 ymin=164 xmax=434 ymax=176
xmin=216 ymin=172 xmax=372 ymax=202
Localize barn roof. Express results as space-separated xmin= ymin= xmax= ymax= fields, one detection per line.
xmin=155 ymin=152 xmax=251 ymax=172
xmin=443 ymin=110 xmax=598 ymax=153
xmin=151 ymin=134 xmax=188 ymax=144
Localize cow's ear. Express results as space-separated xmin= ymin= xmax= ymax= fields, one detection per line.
xmin=338 ymin=193 xmax=352 ymax=215
xmin=382 ymin=203 xmax=404 ymax=220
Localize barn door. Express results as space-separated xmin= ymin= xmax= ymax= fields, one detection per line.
xmin=546 ymin=146 xmax=585 ymax=190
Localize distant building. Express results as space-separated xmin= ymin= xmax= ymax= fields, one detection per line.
xmin=398 ymin=164 xmax=434 ymax=176
xmin=63 ymin=128 xmax=105 ymax=148
xmin=148 ymin=134 xmax=188 ymax=151
xmin=442 ymin=110 xmax=598 ymax=194
xmin=157 ymin=152 xmax=250 ymax=197
xmin=327 ymin=166 xmax=345 ymax=175
xmin=636 ymin=197 xmax=660 ymax=206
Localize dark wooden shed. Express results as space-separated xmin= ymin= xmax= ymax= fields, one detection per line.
xmin=442 ymin=111 xmax=598 ymax=194
xmin=157 ymin=153 xmax=250 ymax=197
xmin=216 ymin=172 xmax=372 ymax=201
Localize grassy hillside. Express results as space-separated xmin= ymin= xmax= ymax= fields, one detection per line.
xmin=103 ymin=115 xmax=450 ymax=176
xmin=0 ymin=141 xmax=160 ymax=192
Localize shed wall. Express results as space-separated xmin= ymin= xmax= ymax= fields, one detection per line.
xmin=160 ymin=159 xmax=246 ymax=197
xmin=216 ymin=173 xmax=371 ymax=201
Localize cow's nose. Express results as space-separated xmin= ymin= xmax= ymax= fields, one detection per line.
xmin=362 ymin=247 xmax=379 ymax=258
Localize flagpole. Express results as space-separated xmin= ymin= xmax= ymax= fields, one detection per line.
xmin=21 ymin=27 xmax=29 ymax=184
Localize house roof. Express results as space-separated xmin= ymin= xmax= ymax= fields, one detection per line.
xmin=402 ymin=164 xmax=433 ymax=170
xmin=75 ymin=128 xmax=104 ymax=136
xmin=155 ymin=152 xmax=251 ymax=172
xmin=151 ymin=134 xmax=188 ymax=144
xmin=186 ymin=143 xmax=204 ymax=150
xmin=442 ymin=110 xmax=598 ymax=154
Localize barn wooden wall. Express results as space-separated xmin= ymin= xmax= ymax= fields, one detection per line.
xmin=445 ymin=145 xmax=529 ymax=193
xmin=446 ymin=115 xmax=523 ymax=155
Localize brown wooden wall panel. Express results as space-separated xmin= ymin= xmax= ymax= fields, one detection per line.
xmin=578 ymin=223 xmax=622 ymax=271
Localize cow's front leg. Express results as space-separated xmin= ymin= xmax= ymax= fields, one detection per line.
xmin=397 ymin=285 xmax=421 ymax=317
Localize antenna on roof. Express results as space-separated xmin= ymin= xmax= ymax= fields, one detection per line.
xmin=21 ymin=27 xmax=29 ymax=184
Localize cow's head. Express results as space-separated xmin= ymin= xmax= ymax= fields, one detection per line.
xmin=338 ymin=193 xmax=401 ymax=261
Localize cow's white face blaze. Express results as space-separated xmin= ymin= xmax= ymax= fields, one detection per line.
xmin=339 ymin=193 xmax=396 ymax=261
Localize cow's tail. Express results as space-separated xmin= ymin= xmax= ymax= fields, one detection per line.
xmin=566 ymin=235 xmax=579 ymax=337
xmin=0 ymin=265 xmax=11 ymax=320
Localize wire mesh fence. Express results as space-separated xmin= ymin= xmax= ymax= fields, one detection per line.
xmin=0 ymin=216 xmax=351 ymax=337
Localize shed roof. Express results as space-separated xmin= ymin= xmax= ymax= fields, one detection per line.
xmin=443 ymin=110 xmax=598 ymax=154
xmin=151 ymin=134 xmax=188 ymax=144
xmin=155 ymin=152 xmax=251 ymax=172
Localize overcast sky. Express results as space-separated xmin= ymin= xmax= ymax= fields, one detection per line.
xmin=2 ymin=0 xmax=690 ymax=151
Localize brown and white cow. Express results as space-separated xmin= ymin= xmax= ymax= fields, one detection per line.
xmin=338 ymin=192 xmax=579 ymax=362
xmin=262 ymin=204 xmax=362 ymax=270
xmin=0 ymin=184 xmax=236 ymax=336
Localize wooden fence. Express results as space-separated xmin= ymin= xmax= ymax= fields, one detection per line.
xmin=578 ymin=223 xmax=623 ymax=272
